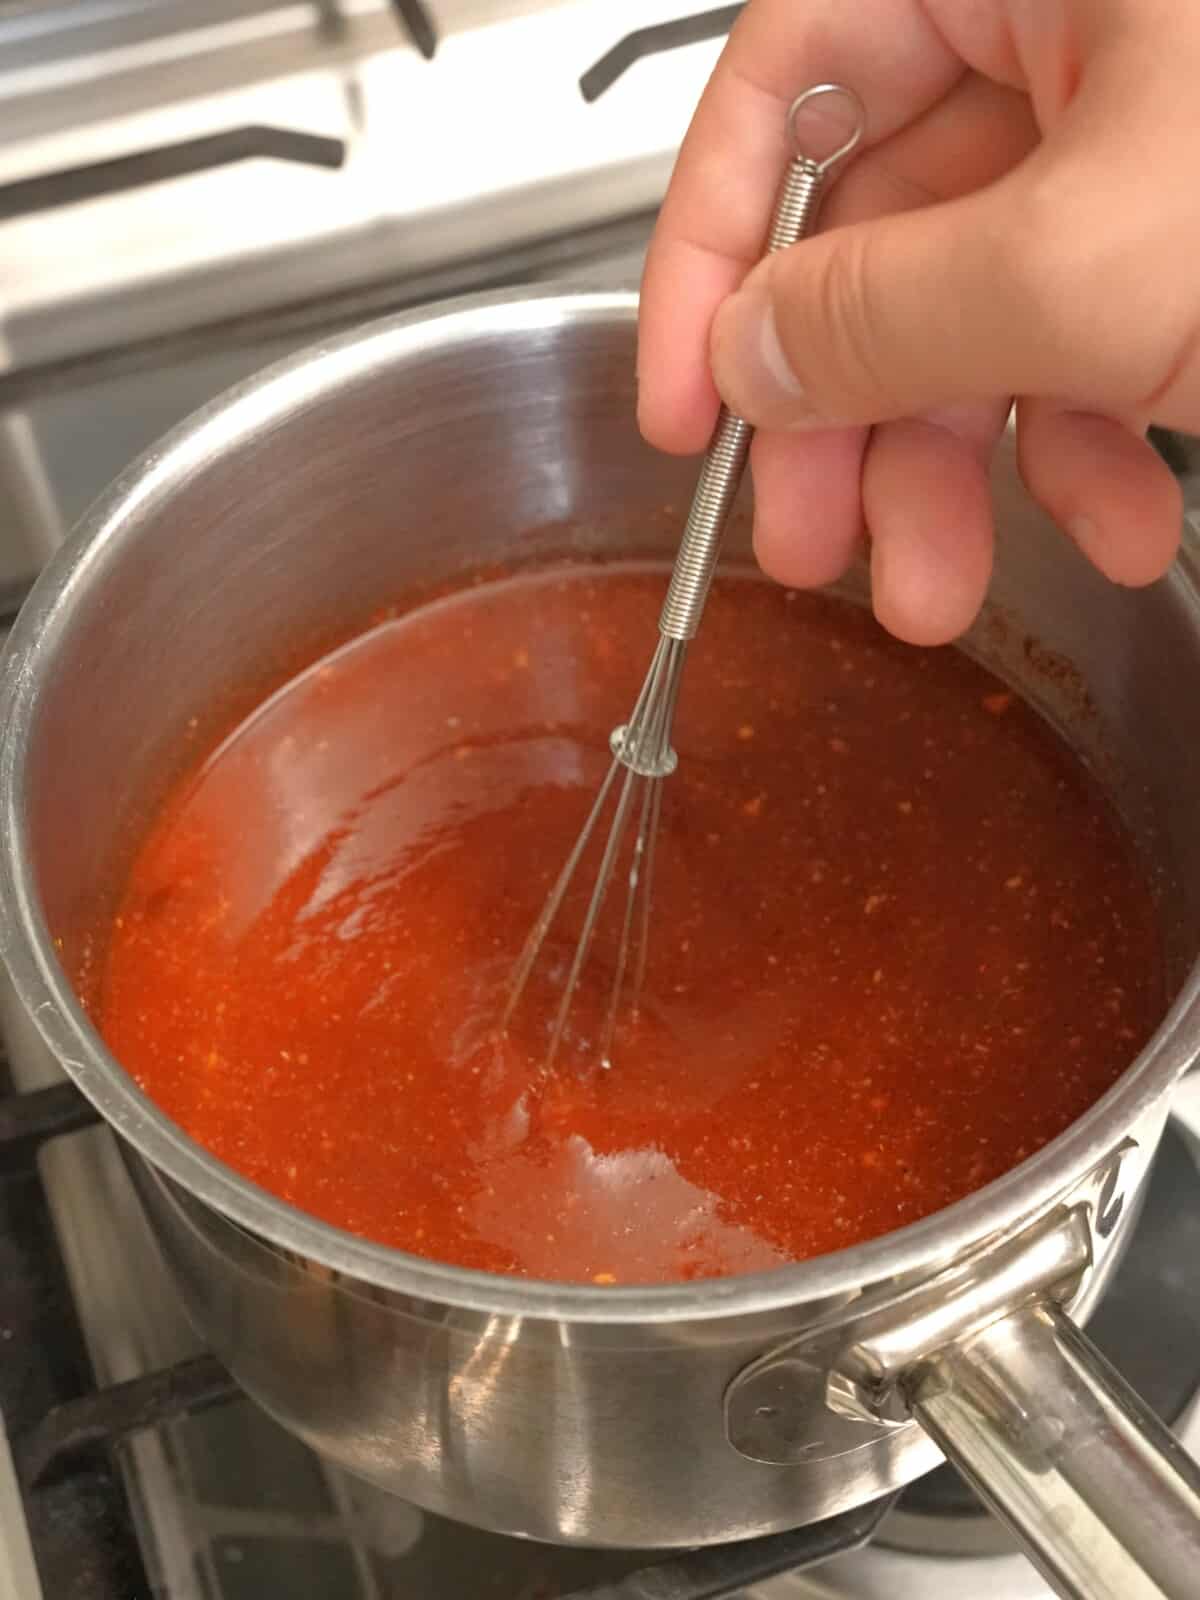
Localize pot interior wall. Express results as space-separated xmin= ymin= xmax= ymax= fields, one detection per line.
xmin=20 ymin=301 xmax=1200 ymax=1022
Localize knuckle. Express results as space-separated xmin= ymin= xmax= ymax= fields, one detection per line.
xmin=996 ymin=176 xmax=1085 ymax=331
xmin=999 ymin=167 xmax=1181 ymax=401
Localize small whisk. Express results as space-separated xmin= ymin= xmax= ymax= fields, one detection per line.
xmin=504 ymin=83 xmax=868 ymax=1070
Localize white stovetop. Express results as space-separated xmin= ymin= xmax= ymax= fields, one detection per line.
xmin=0 ymin=0 xmax=722 ymax=372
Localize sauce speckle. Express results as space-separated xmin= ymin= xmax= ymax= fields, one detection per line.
xmin=96 ymin=565 xmax=1163 ymax=1284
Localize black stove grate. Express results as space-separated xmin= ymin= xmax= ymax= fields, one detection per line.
xmin=580 ymin=7 xmax=743 ymax=103
xmin=388 ymin=0 xmax=438 ymax=59
xmin=0 ymin=128 xmax=346 ymax=226
xmin=0 ymin=1067 xmax=148 ymax=1600
xmin=18 ymin=1355 xmax=237 ymax=1494
xmin=568 ymin=1500 xmax=891 ymax=1599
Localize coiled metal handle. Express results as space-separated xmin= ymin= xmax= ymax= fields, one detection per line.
xmin=657 ymin=83 xmax=867 ymax=642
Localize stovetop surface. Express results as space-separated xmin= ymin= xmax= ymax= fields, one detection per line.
xmin=0 ymin=0 xmax=729 ymax=378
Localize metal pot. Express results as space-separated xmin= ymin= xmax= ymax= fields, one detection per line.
xmin=2 ymin=290 xmax=1200 ymax=1597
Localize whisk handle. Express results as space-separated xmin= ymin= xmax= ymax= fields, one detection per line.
xmin=657 ymin=84 xmax=867 ymax=643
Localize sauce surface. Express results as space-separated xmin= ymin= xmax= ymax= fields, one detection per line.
xmin=98 ymin=566 xmax=1163 ymax=1284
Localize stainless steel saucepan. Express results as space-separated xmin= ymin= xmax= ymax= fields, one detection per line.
xmin=1 ymin=291 xmax=1199 ymax=1599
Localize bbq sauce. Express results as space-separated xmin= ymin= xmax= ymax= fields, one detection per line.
xmin=97 ymin=566 xmax=1163 ymax=1284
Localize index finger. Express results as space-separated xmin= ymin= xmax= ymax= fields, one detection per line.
xmin=636 ymin=0 xmax=963 ymax=454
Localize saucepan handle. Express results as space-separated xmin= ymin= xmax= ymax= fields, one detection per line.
xmin=906 ymin=1300 xmax=1200 ymax=1600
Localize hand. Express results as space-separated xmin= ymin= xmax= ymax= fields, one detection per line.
xmin=637 ymin=0 xmax=1199 ymax=645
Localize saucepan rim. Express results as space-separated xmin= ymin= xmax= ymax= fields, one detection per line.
xmin=0 ymin=286 xmax=1195 ymax=1325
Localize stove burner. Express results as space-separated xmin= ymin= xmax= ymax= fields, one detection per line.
xmin=882 ymin=1117 xmax=1200 ymax=1559
xmin=580 ymin=6 xmax=742 ymax=102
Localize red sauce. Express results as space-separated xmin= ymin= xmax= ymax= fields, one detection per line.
xmin=97 ymin=565 xmax=1163 ymax=1284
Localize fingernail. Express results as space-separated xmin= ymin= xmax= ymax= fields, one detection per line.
xmin=712 ymin=275 xmax=816 ymax=429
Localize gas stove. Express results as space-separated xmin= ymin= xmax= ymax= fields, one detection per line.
xmin=2 ymin=5 xmax=1200 ymax=1596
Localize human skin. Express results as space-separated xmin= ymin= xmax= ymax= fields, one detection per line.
xmin=637 ymin=0 xmax=1200 ymax=645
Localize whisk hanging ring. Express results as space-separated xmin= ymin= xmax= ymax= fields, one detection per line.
xmin=788 ymin=83 xmax=867 ymax=174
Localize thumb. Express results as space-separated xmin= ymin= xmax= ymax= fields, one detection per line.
xmin=708 ymin=176 xmax=1152 ymax=430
